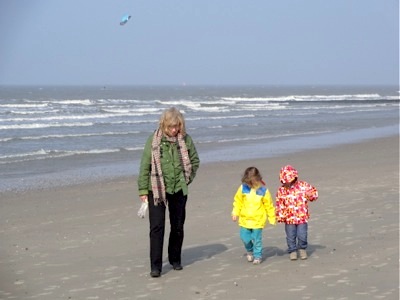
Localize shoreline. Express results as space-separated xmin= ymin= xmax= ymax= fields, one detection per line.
xmin=0 ymin=126 xmax=398 ymax=194
xmin=0 ymin=135 xmax=398 ymax=299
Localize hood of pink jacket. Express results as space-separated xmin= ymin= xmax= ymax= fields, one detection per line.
xmin=279 ymin=165 xmax=298 ymax=184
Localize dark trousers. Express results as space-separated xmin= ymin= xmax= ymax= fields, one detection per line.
xmin=148 ymin=191 xmax=187 ymax=272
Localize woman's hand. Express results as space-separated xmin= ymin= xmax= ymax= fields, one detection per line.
xmin=140 ymin=195 xmax=148 ymax=203
xmin=232 ymin=215 xmax=238 ymax=222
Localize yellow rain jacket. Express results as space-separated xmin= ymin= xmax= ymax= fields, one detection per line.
xmin=232 ymin=184 xmax=276 ymax=229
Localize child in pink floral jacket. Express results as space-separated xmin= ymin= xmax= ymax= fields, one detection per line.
xmin=275 ymin=165 xmax=318 ymax=260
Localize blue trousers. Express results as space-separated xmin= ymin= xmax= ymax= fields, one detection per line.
xmin=239 ymin=227 xmax=263 ymax=259
xmin=285 ymin=223 xmax=308 ymax=253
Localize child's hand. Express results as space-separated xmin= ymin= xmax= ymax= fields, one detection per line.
xmin=305 ymin=189 xmax=317 ymax=200
xmin=232 ymin=215 xmax=238 ymax=222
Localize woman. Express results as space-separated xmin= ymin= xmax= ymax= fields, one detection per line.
xmin=138 ymin=107 xmax=200 ymax=278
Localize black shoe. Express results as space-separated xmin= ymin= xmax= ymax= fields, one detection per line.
xmin=150 ymin=270 xmax=161 ymax=278
xmin=172 ymin=263 xmax=183 ymax=271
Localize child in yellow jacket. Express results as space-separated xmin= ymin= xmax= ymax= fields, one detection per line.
xmin=232 ymin=167 xmax=276 ymax=264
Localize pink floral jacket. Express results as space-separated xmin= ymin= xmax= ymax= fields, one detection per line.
xmin=275 ymin=180 xmax=318 ymax=224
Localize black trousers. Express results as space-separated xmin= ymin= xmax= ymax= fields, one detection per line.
xmin=148 ymin=191 xmax=187 ymax=272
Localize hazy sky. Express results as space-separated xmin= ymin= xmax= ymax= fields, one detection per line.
xmin=0 ymin=0 xmax=398 ymax=86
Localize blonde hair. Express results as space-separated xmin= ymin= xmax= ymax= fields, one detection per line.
xmin=241 ymin=167 xmax=263 ymax=188
xmin=159 ymin=107 xmax=186 ymax=136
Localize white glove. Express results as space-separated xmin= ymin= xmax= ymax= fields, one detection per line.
xmin=137 ymin=201 xmax=148 ymax=218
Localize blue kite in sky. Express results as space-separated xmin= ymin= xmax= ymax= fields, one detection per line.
xmin=120 ymin=14 xmax=131 ymax=26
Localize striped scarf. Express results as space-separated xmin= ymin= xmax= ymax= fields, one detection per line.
xmin=151 ymin=129 xmax=192 ymax=206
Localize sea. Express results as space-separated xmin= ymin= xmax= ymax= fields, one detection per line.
xmin=0 ymin=85 xmax=398 ymax=192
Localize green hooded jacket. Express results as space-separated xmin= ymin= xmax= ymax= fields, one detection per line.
xmin=138 ymin=132 xmax=200 ymax=196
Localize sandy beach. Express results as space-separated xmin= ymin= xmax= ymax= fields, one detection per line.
xmin=0 ymin=136 xmax=398 ymax=300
